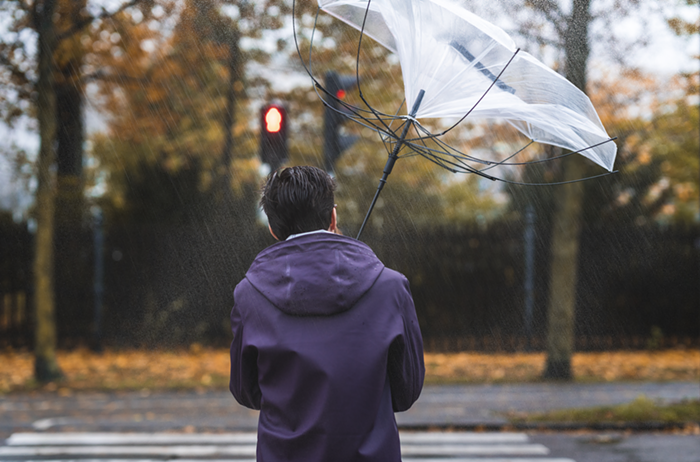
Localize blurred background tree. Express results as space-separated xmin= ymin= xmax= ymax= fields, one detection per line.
xmin=1 ymin=0 xmax=184 ymax=379
xmin=462 ymin=0 xmax=697 ymax=380
xmin=0 ymin=0 xmax=696 ymax=357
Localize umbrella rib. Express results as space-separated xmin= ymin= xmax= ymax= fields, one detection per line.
xmin=352 ymin=0 xmax=406 ymax=136
xmin=494 ymin=137 xmax=618 ymax=166
xmin=405 ymin=127 xmax=494 ymax=165
xmin=396 ymin=128 xmax=496 ymax=177
xmin=417 ymin=149 xmax=498 ymax=180
xmin=291 ymin=4 xmax=323 ymax=99
xmin=499 ymin=170 xmax=619 ymax=186
xmin=296 ymin=3 xmax=401 ymax=137
xmin=477 ymin=140 xmax=535 ymax=172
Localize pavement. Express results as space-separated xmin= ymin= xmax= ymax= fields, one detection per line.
xmin=1 ymin=381 xmax=698 ymax=438
xmin=398 ymin=381 xmax=700 ymax=428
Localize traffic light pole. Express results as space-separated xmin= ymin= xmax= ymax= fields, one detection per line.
xmin=356 ymin=89 xmax=425 ymax=241
xmin=323 ymin=71 xmax=358 ymax=173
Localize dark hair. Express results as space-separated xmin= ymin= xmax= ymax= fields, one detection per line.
xmin=261 ymin=166 xmax=336 ymax=241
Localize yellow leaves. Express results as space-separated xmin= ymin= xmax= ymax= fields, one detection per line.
xmin=637 ymin=150 xmax=651 ymax=165
xmin=675 ymin=182 xmax=696 ymax=202
xmin=0 ymin=348 xmax=232 ymax=393
xmin=425 ymin=352 xmax=546 ymax=383
xmin=571 ymin=350 xmax=700 ymax=382
xmin=0 ymin=350 xmax=33 ymax=392
xmin=2 ymin=349 xmax=696 ymax=393
xmin=423 ymin=350 xmax=700 ymax=383
xmin=667 ymin=16 xmax=700 ymax=37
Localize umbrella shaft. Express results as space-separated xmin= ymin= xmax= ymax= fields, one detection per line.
xmin=356 ymin=90 xmax=425 ymax=240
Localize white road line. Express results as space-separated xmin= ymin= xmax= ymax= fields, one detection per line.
xmin=400 ymin=432 xmax=529 ymax=444
xmin=2 ymin=431 xmax=575 ymax=462
xmin=1 ymin=444 xmax=550 ymax=458
xmin=0 ymin=446 xmax=257 ymax=457
xmin=7 ymin=433 xmax=258 ymax=445
xmin=401 ymin=460 xmax=575 ymax=462
xmin=4 ymin=460 xmax=249 ymax=462
xmin=401 ymin=444 xmax=550 ymax=456
xmin=12 ymin=460 xmax=576 ymax=462
xmin=7 ymin=431 xmax=527 ymax=446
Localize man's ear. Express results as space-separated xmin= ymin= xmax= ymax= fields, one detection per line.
xmin=329 ymin=208 xmax=338 ymax=233
xmin=268 ymin=224 xmax=279 ymax=241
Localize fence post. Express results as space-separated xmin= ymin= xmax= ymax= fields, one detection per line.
xmin=92 ymin=207 xmax=104 ymax=352
xmin=523 ymin=203 xmax=536 ymax=350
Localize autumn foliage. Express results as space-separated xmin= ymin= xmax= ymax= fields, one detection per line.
xmin=0 ymin=348 xmax=697 ymax=394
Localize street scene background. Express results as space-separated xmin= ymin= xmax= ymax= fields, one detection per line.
xmin=0 ymin=1 xmax=699 ymax=460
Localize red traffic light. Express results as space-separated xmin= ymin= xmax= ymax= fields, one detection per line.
xmin=336 ymin=89 xmax=346 ymax=100
xmin=264 ymin=107 xmax=283 ymax=133
xmin=260 ymin=102 xmax=288 ymax=170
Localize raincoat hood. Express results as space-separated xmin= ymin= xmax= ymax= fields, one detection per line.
xmin=245 ymin=232 xmax=384 ymax=316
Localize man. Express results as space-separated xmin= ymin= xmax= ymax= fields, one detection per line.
xmin=229 ymin=166 xmax=424 ymax=462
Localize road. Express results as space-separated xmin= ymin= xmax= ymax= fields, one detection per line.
xmin=1 ymin=430 xmax=577 ymax=461
xmin=3 ymin=382 xmax=698 ymax=435
xmin=1 ymin=430 xmax=699 ymax=461
xmin=532 ymin=432 xmax=700 ymax=462
xmin=1 ymin=382 xmax=698 ymax=461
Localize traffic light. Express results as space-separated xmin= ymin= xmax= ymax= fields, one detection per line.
xmin=260 ymin=102 xmax=288 ymax=171
xmin=323 ymin=71 xmax=358 ymax=173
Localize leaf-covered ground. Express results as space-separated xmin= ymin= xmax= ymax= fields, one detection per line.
xmin=0 ymin=348 xmax=698 ymax=394
xmin=424 ymin=350 xmax=700 ymax=383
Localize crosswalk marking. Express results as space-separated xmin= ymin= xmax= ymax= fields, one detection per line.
xmin=2 ymin=431 xmax=576 ymax=462
xmin=7 ymin=431 xmax=529 ymax=445
xmin=6 ymin=433 xmax=258 ymax=445
xmin=401 ymin=432 xmax=530 ymax=444
xmin=1 ymin=445 xmax=257 ymax=457
xmin=401 ymin=444 xmax=550 ymax=456
xmin=0 ymin=460 xmax=577 ymax=462
xmin=0 ymin=444 xmax=550 ymax=457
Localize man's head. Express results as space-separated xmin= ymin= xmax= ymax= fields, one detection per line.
xmin=261 ymin=166 xmax=336 ymax=241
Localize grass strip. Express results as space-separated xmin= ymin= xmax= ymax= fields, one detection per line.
xmin=507 ymin=395 xmax=700 ymax=424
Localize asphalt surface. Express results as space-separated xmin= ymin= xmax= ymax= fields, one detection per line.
xmin=1 ymin=381 xmax=698 ymax=438
xmin=531 ymin=433 xmax=700 ymax=462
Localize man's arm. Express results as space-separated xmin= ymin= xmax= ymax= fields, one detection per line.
xmin=229 ymin=290 xmax=262 ymax=410
xmin=387 ymin=276 xmax=425 ymax=412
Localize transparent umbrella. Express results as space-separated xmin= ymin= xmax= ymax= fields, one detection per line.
xmin=293 ymin=0 xmax=618 ymax=239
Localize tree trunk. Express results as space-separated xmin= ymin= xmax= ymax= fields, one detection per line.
xmin=55 ymin=72 xmax=84 ymax=225
xmin=221 ymin=30 xmax=240 ymax=182
xmin=543 ymin=159 xmax=585 ymax=379
xmin=543 ymin=0 xmax=590 ymax=380
xmin=33 ymin=0 xmax=63 ymax=382
xmin=54 ymin=1 xmax=89 ymax=341
xmin=218 ymin=29 xmax=256 ymax=231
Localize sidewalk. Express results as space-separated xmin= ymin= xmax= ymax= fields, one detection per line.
xmin=398 ymin=381 xmax=700 ymax=428
xmin=1 ymin=381 xmax=698 ymax=438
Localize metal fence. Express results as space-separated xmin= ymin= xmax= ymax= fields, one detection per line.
xmin=0 ymin=219 xmax=32 ymax=347
xmin=1 ymin=219 xmax=698 ymax=351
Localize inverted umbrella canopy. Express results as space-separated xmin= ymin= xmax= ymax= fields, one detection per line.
xmin=317 ymin=0 xmax=617 ymax=172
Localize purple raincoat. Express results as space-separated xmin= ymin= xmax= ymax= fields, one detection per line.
xmin=230 ymin=232 xmax=424 ymax=462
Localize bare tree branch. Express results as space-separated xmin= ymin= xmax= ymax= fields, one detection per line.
xmin=516 ymin=28 xmax=562 ymax=49
xmin=16 ymin=0 xmax=32 ymax=13
xmin=0 ymin=50 xmax=33 ymax=88
xmin=526 ymin=0 xmax=566 ymax=39
xmin=81 ymin=69 xmax=149 ymax=84
xmin=57 ymin=0 xmax=143 ymax=42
